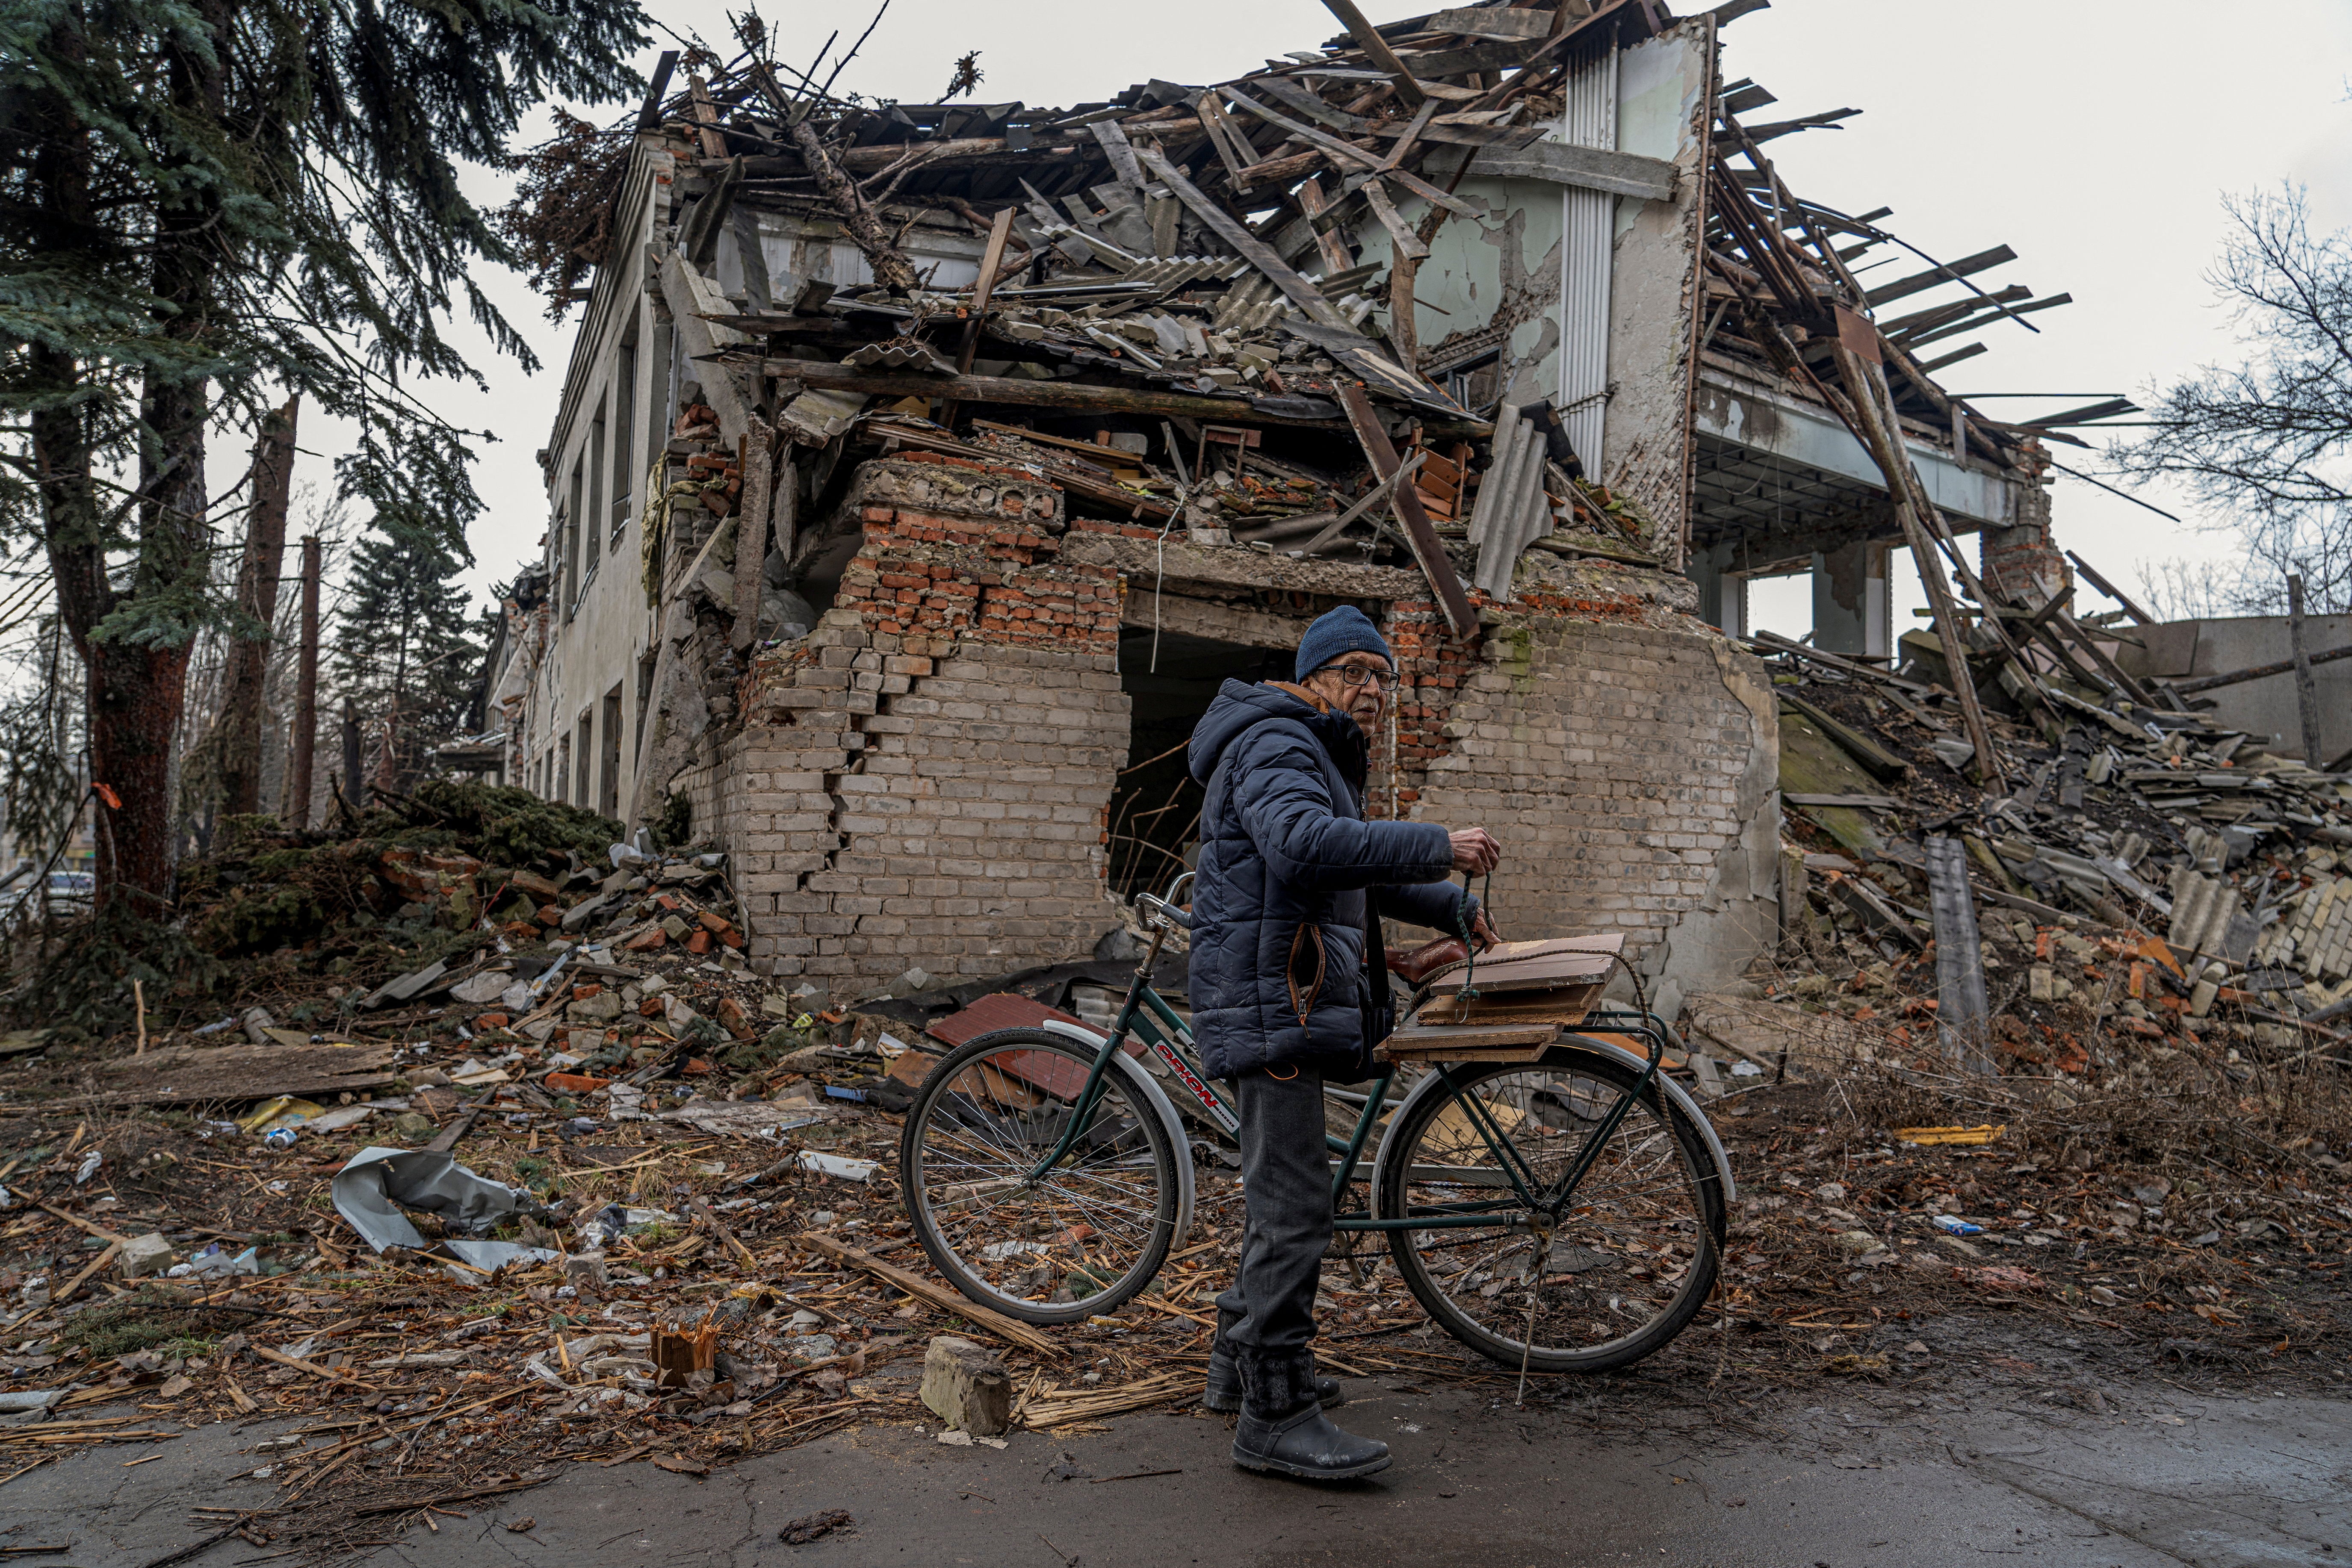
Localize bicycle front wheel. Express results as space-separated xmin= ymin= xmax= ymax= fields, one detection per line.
xmin=1374 ymin=1049 xmax=1726 ymax=1373
xmin=898 ymin=1028 xmax=1179 ymax=1326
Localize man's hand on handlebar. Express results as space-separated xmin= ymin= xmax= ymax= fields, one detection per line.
xmin=1448 ymin=827 xmax=1500 ymax=876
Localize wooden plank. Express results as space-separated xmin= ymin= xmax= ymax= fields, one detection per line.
xmin=1861 ymin=245 xmax=2016 ymax=307
xmin=254 ymin=1344 xmax=375 ymax=1393
xmin=2051 ymin=605 xmax=2159 ymax=707
xmin=939 ymin=206 xmax=1019 ymax=433
xmin=1777 ymin=693 xmax=1909 ymax=783
xmin=869 ymin=421 xmax=1167 ymax=520
xmin=761 ymin=356 xmax=1344 ymax=428
xmin=55 ymin=1241 xmax=121 ymax=1305
xmin=1390 ymin=37 xmax=1547 ymax=77
xmin=1193 ymin=92 xmax=1262 ymax=189
xmin=1461 ymin=0 xmax=1640 ymax=113
xmin=635 ymin=50 xmax=680 ymax=133
xmin=1827 ymin=344 xmax=2004 ymax=783
xmin=1247 ymin=74 xmax=1371 ymax=132
xmin=1129 ymin=145 xmax=1354 ymax=330
xmin=1219 ymin=87 xmax=1383 ymax=174
xmin=1428 ymin=6 xmax=1553 ymax=37
xmin=798 ymin=1232 xmax=1062 ymax=1357
xmin=1293 ymin=177 xmax=1357 ymax=275
xmin=39 ymin=1203 xmax=130 ymax=1246
xmin=1378 ymin=161 xmax=1480 ymax=220
xmin=1460 ymin=140 xmax=1675 ymax=202
xmin=2170 ymin=639 xmax=2352 ymax=694
xmin=1335 ymin=383 xmax=1477 ymax=638
xmin=1085 ymin=119 xmax=1146 ymax=191
xmin=1747 ymin=629 xmax=1933 ymax=694
xmin=1376 ymin=97 xmax=1442 ymax=174
xmin=2063 ymin=550 xmax=2159 ymax=626
xmin=685 ymin=74 xmax=729 ymax=161
xmin=1359 ymin=178 xmax=1427 ymax=260
xmin=1319 ymin=0 xmax=1429 ymax=105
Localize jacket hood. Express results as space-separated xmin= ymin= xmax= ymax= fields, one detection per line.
xmin=1188 ymin=679 xmax=1366 ymax=786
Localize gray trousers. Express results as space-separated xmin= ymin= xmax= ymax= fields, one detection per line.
xmin=1214 ymin=1067 xmax=1331 ymax=1364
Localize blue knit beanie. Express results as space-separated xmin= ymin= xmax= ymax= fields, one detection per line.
xmin=1293 ymin=605 xmax=1392 ymax=682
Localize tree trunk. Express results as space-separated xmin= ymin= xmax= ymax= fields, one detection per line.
xmin=219 ymin=397 xmax=300 ymax=818
xmin=377 ymin=601 xmax=412 ymax=796
xmin=290 ymin=534 xmax=322 ymax=828
xmin=789 ymin=117 xmax=920 ymax=293
xmin=19 ymin=11 xmax=200 ymax=913
xmin=64 ymin=3 xmax=228 ymax=913
xmin=341 ymin=696 xmax=362 ymax=812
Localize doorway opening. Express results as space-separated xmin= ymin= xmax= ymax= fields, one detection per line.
xmin=1107 ymin=626 xmax=1289 ymax=901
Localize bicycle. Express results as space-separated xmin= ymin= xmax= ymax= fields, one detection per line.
xmin=896 ymin=871 xmax=1736 ymax=1373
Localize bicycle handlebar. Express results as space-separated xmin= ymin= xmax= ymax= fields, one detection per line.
xmin=1137 ymin=870 xmax=1196 ymax=931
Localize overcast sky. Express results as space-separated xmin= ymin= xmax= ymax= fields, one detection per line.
xmin=289 ymin=0 xmax=2352 ymax=634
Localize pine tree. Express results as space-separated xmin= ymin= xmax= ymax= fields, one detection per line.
xmin=0 ymin=0 xmax=649 ymax=910
xmin=331 ymin=522 xmax=483 ymax=797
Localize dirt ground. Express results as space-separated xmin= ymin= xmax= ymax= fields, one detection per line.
xmin=0 ymin=1042 xmax=2343 ymax=1563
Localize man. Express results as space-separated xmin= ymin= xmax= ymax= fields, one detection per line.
xmin=1185 ymin=604 xmax=1500 ymax=1481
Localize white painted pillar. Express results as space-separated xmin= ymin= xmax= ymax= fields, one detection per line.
xmin=1558 ymin=48 xmax=1619 ymax=472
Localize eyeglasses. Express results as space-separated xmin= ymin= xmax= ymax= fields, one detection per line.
xmin=1316 ymin=662 xmax=1398 ymax=693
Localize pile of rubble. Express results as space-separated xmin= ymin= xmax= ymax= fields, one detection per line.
xmin=1734 ymin=611 xmax=2352 ymax=1066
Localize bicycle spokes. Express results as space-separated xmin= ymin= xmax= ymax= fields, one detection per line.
xmin=902 ymin=1033 xmax=1178 ymax=1323
xmin=1381 ymin=1060 xmax=1720 ymax=1373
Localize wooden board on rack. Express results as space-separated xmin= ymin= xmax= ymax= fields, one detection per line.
xmin=1374 ymin=1022 xmax=1557 ymax=1064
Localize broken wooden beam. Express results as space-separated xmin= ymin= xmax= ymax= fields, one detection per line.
xmin=1334 ymin=383 xmax=1478 ymax=638
xmin=2171 ymin=640 xmax=2352 ymax=695
xmin=1776 ymin=691 xmax=1910 ymax=783
xmin=755 ymin=357 xmax=1349 ymax=428
xmin=1861 ymin=245 xmax=2016 ymax=307
xmin=46 ymin=1040 xmax=400 ymax=1110
xmin=1826 ymin=342 xmax=2004 ymax=783
xmin=799 ymin=1231 xmax=1061 ymax=1357
xmin=1132 ymin=144 xmax=1356 ymax=331
xmin=1747 ymin=630 xmax=1933 ymax=694
xmin=1318 ymin=0 xmax=1428 ymax=105
xmin=1446 ymin=140 xmax=1676 ymax=202
xmin=2063 ymin=550 xmax=2158 ymax=626
xmin=636 ymin=50 xmax=680 ymax=132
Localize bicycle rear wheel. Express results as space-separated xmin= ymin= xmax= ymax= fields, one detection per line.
xmin=898 ymin=1028 xmax=1179 ymax=1326
xmin=1374 ymin=1049 xmax=1725 ymax=1373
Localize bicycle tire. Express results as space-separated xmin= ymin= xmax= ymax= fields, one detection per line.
xmin=898 ymin=1027 xmax=1180 ymax=1326
xmin=1374 ymin=1048 xmax=1726 ymax=1373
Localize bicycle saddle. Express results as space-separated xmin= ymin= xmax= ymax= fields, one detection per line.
xmin=1385 ymin=936 xmax=1469 ymax=986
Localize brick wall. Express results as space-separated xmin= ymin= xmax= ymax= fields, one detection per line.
xmin=681 ymin=452 xmax=1780 ymax=1007
xmin=1377 ymin=567 xmax=1782 ymax=1014
xmin=1980 ymin=443 xmax=2068 ymax=608
xmin=688 ymin=455 xmax=1130 ymax=991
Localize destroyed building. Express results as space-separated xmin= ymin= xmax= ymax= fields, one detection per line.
xmin=491 ymin=0 xmax=2089 ymax=1009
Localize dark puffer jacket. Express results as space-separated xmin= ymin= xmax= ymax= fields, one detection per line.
xmin=1185 ymin=679 xmax=1474 ymax=1081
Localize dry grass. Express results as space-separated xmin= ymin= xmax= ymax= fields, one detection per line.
xmin=1817 ymin=1028 xmax=2351 ymax=1182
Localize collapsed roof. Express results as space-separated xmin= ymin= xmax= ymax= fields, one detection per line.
xmin=520 ymin=0 xmax=2122 ymax=678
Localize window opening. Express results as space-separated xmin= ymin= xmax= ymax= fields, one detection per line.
xmin=1106 ymin=626 xmax=1289 ymax=901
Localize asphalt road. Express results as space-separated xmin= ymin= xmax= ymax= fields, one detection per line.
xmin=10 ymin=1349 xmax=2349 ymax=1568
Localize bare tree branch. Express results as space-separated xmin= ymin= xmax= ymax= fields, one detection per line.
xmin=2109 ymin=187 xmax=2352 ymax=614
